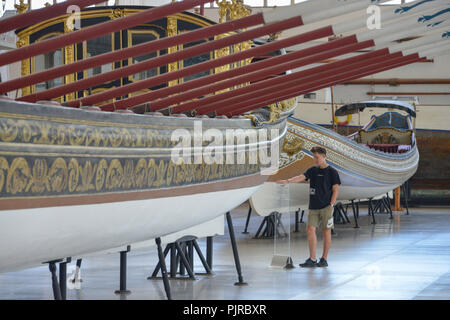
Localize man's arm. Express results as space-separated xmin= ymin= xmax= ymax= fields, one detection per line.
xmin=276 ymin=174 xmax=307 ymax=185
xmin=330 ymin=184 xmax=339 ymax=206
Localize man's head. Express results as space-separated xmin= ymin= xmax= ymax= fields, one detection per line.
xmin=311 ymin=146 xmax=327 ymax=166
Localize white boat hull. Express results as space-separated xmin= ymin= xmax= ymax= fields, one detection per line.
xmin=0 ymin=184 xmax=259 ymax=273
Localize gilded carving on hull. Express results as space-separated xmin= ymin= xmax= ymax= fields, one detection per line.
xmin=282 ymin=133 xmax=305 ymax=157
xmin=0 ymin=155 xmax=261 ymax=199
xmin=283 ymin=120 xmax=419 ymax=183
xmin=0 ymin=107 xmax=272 ymax=199
xmin=0 ymin=116 xmax=183 ymax=149
xmin=279 ymin=131 xmax=305 ymax=169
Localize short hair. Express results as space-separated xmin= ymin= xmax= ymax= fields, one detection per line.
xmin=311 ymin=146 xmax=326 ymax=156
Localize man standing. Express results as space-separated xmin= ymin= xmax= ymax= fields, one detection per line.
xmin=277 ymin=146 xmax=340 ymax=267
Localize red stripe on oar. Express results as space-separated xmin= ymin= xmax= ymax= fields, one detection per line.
xmin=197 ymin=50 xmax=396 ymax=115
xmin=155 ymin=35 xmax=363 ymax=113
xmin=168 ymin=37 xmax=371 ymax=114
xmin=0 ymin=13 xmax=264 ymax=95
xmin=19 ymin=15 xmax=302 ymax=103
xmin=223 ymin=54 xmax=411 ymax=115
xmin=100 ymin=26 xmax=337 ymax=112
xmin=0 ymin=0 xmax=211 ymax=67
xmin=225 ymin=54 xmax=420 ymax=116
xmin=228 ymin=55 xmax=420 ymax=116
xmin=0 ymin=0 xmax=106 ymax=34
xmin=66 ymin=18 xmax=317 ymax=108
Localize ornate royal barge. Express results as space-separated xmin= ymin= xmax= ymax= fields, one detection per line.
xmin=0 ymin=0 xmax=448 ymax=274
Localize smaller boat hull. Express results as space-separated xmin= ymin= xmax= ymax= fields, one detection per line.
xmin=250 ymin=116 xmax=419 ymax=216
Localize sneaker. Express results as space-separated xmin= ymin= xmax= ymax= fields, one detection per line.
xmin=299 ymin=258 xmax=317 ymax=268
xmin=317 ymin=257 xmax=328 ymax=267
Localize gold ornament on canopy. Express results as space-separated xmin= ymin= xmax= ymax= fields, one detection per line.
xmin=14 ymin=0 xmax=28 ymax=14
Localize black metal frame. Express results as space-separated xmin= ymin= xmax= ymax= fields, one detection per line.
xmin=333 ymin=203 xmax=351 ymax=225
xmin=294 ymin=209 xmax=305 ymax=233
xmin=242 ymin=204 xmax=252 ymax=234
xmin=149 ymin=235 xmax=213 ymax=281
xmin=114 ymin=245 xmax=131 ymax=295
xmin=46 ymin=258 xmax=71 ymax=300
xmin=253 ymin=212 xmax=288 ymax=239
xmin=351 ymin=200 xmax=360 ymax=228
xmin=226 ymin=212 xmax=247 ymax=286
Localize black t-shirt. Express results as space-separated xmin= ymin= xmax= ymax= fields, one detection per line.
xmin=304 ymin=165 xmax=341 ymax=210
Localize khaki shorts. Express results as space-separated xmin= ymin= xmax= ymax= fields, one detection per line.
xmin=307 ymin=205 xmax=334 ymax=230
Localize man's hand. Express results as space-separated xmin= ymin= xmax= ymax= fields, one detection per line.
xmin=276 ymin=174 xmax=307 ymax=185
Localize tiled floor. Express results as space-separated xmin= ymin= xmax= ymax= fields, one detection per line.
xmin=0 ymin=204 xmax=449 ymax=300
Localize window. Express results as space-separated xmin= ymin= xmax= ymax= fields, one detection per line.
xmin=34 ymin=34 xmax=63 ymax=92
xmin=129 ymin=31 xmax=160 ymax=81
xmin=84 ymin=34 xmax=113 ymax=78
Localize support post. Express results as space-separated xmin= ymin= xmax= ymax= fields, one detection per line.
xmin=155 ymin=237 xmax=172 ymax=300
xmin=206 ymin=236 xmax=213 ymax=271
xmin=187 ymin=240 xmax=194 ymax=271
xmin=170 ymin=243 xmax=177 ymax=278
xmin=351 ymin=200 xmax=360 ymax=228
xmin=368 ymin=198 xmax=376 ymax=225
xmin=115 ymin=246 xmax=131 ymax=295
xmin=49 ymin=262 xmax=62 ymax=300
xmin=72 ymin=259 xmax=82 ymax=284
xmin=175 ymin=242 xmax=196 ymax=279
xmin=59 ymin=259 xmax=70 ymax=300
xmin=150 ymin=244 xmax=171 ymax=278
xmin=226 ymin=212 xmax=248 ymax=286
xmin=193 ymin=239 xmax=213 ymax=275
xmin=385 ymin=193 xmax=394 ymax=219
xmin=242 ymin=205 xmax=252 ymax=234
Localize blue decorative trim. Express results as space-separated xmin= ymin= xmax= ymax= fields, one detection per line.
xmin=288 ymin=116 xmax=417 ymax=160
xmin=394 ymin=0 xmax=435 ymax=14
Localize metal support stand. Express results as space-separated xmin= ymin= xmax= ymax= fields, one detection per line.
xmin=49 ymin=261 xmax=62 ymax=300
xmin=253 ymin=212 xmax=288 ymax=239
xmin=115 ymin=246 xmax=131 ymax=295
xmin=226 ymin=211 xmax=247 ymax=286
xmin=150 ymin=236 xmax=213 ymax=280
xmin=351 ymin=200 xmax=360 ymax=228
xmin=294 ymin=209 xmax=304 ymax=233
xmin=192 ymin=239 xmax=213 ymax=275
xmin=368 ymin=198 xmax=377 ymax=225
xmin=175 ymin=241 xmax=196 ymax=279
xmin=333 ymin=203 xmax=350 ymax=224
xmin=206 ymin=236 xmax=213 ymax=270
xmin=242 ymin=205 xmax=252 ymax=234
xmin=71 ymin=259 xmax=83 ymax=285
xmin=155 ymin=237 xmax=171 ymax=300
xmin=385 ymin=193 xmax=394 ymax=219
xmin=285 ymin=257 xmax=295 ymax=269
xmin=370 ymin=194 xmax=393 ymax=220
xmin=300 ymin=210 xmax=305 ymax=223
xmin=59 ymin=258 xmax=71 ymax=300
xmin=402 ymin=183 xmax=410 ymax=215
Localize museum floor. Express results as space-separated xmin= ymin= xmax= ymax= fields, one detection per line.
xmin=0 ymin=204 xmax=449 ymax=300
